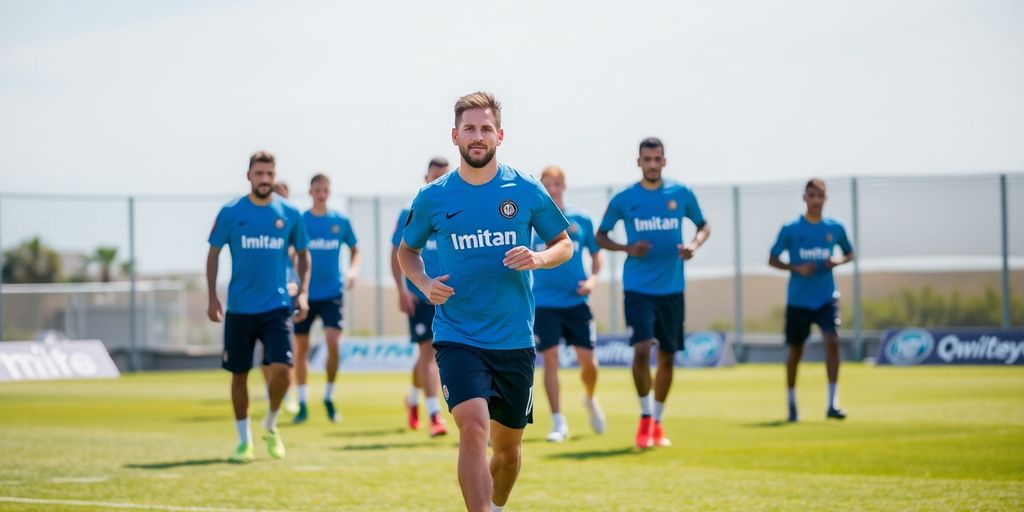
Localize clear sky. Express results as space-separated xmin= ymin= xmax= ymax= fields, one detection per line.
xmin=1 ymin=0 xmax=1022 ymax=198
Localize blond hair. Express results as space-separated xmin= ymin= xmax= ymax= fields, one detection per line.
xmin=454 ymin=91 xmax=502 ymax=128
xmin=540 ymin=165 xmax=565 ymax=184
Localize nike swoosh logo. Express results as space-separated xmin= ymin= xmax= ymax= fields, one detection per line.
xmin=446 ymin=210 xmax=465 ymax=219
xmin=238 ymin=220 xmax=249 ymax=226
xmin=629 ymin=206 xmax=640 ymax=211
xmin=500 ymin=183 xmax=517 ymax=188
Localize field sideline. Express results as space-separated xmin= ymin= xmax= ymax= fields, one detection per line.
xmin=1 ymin=364 xmax=1022 ymax=511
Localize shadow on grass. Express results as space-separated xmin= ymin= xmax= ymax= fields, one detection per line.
xmin=325 ymin=428 xmax=406 ymax=438
xmin=335 ymin=441 xmax=436 ymax=451
xmin=743 ymin=420 xmax=792 ymax=428
xmin=125 ymin=458 xmax=237 ymax=470
xmin=175 ymin=415 xmax=224 ymax=423
xmin=546 ymin=447 xmax=639 ymax=460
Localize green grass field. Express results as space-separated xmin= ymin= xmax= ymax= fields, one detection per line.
xmin=1 ymin=364 xmax=1022 ymax=511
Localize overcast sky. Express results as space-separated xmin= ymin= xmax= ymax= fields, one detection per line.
xmin=1 ymin=0 xmax=1022 ymax=198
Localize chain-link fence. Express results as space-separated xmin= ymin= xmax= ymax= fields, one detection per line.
xmin=2 ymin=172 xmax=1021 ymax=369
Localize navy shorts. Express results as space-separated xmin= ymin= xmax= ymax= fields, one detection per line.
xmin=223 ymin=308 xmax=294 ymax=373
xmin=408 ymin=300 xmax=435 ymax=343
xmin=294 ymin=295 xmax=344 ymax=334
xmin=624 ymin=291 xmax=685 ymax=352
xmin=434 ymin=342 xmax=535 ymax=429
xmin=785 ymin=300 xmax=840 ymax=346
xmin=534 ymin=304 xmax=595 ymax=352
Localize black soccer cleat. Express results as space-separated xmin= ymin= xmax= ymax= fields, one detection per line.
xmin=826 ymin=406 xmax=847 ymax=420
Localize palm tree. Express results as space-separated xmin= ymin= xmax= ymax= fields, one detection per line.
xmin=92 ymin=246 xmax=118 ymax=283
xmin=2 ymin=237 xmax=62 ymax=283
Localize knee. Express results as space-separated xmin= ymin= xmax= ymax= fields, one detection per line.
xmin=456 ymin=416 xmax=489 ymax=444
xmin=493 ymin=442 xmax=521 ymax=467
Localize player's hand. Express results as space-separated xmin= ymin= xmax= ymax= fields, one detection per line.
xmin=424 ymin=274 xmax=455 ymax=305
xmin=292 ymin=293 xmax=309 ymax=323
xmin=286 ymin=281 xmax=299 ymax=297
xmin=677 ymin=242 xmax=698 ymax=261
xmin=576 ymin=277 xmax=597 ymax=296
xmin=824 ymin=257 xmax=842 ymax=270
xmin=398 ymin=289 xmax=416 ymax=315
xmin=503 ymin=246 xmax=543 ymax=271
xmin=626 ymin=240 xmax=651 ymax=258
xmin=792 ymin=263 xmax=816 ymax=277
xmin=346 ymin=271 xmax=358 ymax=290
xmin=207 ymin=297 xmax=223 ymax=323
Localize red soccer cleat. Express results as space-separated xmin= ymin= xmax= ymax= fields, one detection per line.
xmin=406 ymin=400 xmax=420 ymax=431
xmin=652 ymin=421 xmax=672 ymax=447
xmin=635 ymin=416 xmax=654 ymax=449
xmin=429 ymin=414 xmax=448 ymax=437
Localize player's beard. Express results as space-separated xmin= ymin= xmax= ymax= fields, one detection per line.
xmin=460 ymin=144 xmax=496 ymax=169
xmin=642 ymin=168 xmax=662 ymax=185
xmin=252 ymin=184 xmax=273 ymax=199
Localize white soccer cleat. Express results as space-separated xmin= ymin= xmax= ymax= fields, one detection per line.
xmin=546 ymin=424 xmax=569 ymax=442
xmin=583 ymin=396 xmax=606 ymax=434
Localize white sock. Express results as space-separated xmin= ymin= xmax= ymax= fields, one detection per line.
xmin=638 ymin=394 xmax=653 ymax=416
xmin=235 ymin=418 xmax=252 ymax=445
xmin=408 ymin=386 xmax=421 ymax=407
xmin=297 ymin=384 xmax=308 ymax=403
xmin=264 ymin=409 xmax=280 ymax=432
xmin=828 ymin=383 xmax=838 ymax=409
xmin=787 ymin=387 xmax=797 ymax=407
xmin=653 ymin=400 xmax=665 ymax=422
xmin=491 ymin=503 xmax=503 ymax=512
xmin=324 ymin=382 xmax=335 ymax=401
xmin=552 ymin=412 xmax=566 ymax=430
xmin=425 ymin=396 xmax=441 ymax=416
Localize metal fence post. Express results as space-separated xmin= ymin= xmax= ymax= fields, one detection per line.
xmin=606 ymin=186 xmax=619 ymax=333
xmin=732 ymin=185 xmax=744 ymax=362
xmin=373 ymin=196 xmax=384 ymax=337
xmin=1000 ymin=174 xmax=1011 ymax=328
xmin=128 ymin=196 xmax=139 ymax=372
xmin=851 ymin=177 xmax=863 ymax=360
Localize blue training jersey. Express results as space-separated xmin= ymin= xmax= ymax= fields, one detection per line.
xmin=531 ymin=205 xmax=600 ymax=309
xmin=209 ymin=195 xmax=309 ymax=314
xmin=770 ymin=215 xmax=853 ymax=310
xmin=598 ymin=180 xmax=705 ymax=295
xmin=391 ymin=206 xmax=439 ymax=303
xmin=402 ymin=164 xmax=570 ymax=350
xmin=304 ymin=209 xmax=357 ymax=301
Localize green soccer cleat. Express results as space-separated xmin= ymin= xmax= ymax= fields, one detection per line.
xmin=263 ymin=430 xmax=286 ymax=459
xmin=229 ymin=442 xmax=254 ymax=463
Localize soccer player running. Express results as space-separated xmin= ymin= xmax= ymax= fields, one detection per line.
xmin=207 ymin=151 xmax=310 ymax=462
xmin=390 ymin=157 xmax=450 ymax=437
xmin=531 ymin=165 xmax=606 ymax=442
xmin=596 ymin=137 xmax=710 ymax=449
xmin=398 ymin=92 xmax=573 ymax=512
xmin=292 ymin=173 xmax=359 ymax=424
xmin=768 ymin=178 xmax=854 ymax=422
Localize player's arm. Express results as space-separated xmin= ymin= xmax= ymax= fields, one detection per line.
xmin=825 ymin=249 xmax=855 ymax=270
xmin=577 ymin=248 xmax=604 ymax=296
xmin=768 ymin=227 xmax=814 ymax=276
xmin=678 ymin=221 xmax=711 ymax=260
xmin=398 ymin=240 xmax=454 ymax=305
xmin=346 ymin=246 xmax=361 ymax=289
xmin=596 ymin=230 xmax=650 ymax=257
xmin=206 ymin=246 xmax=223 ymax=322
xmin=504 ymin=231 xmax=573 ymax=271
xmin=391 ymin=246 xmax=416 ymax=313
xmin=293 ymin=248 xmax=310 ymax=322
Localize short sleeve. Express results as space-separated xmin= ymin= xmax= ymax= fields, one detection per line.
xmin=769 ymin=226 xmax=789 ymax=258
xmin=208 ymin=207 xmax=231 ymax=247
xmin=582 ymin=215 xmax=600 ymax=254
xmin=342 ymin=217 xmax=358 ymax=247
xmin=402 ymin=192 xmax=434 ymax=250
xmin=290 ymin=212 xmax=309 ymax=251
xmin=532 ymin=183 xmax=570 ymax=242
xmin=684 ymin=188 xmax=706 ymax=227
xmin=835 ymin=224 xmax=853 ymax=254
xmin=390 ymin=209 xmax=408 ymax=248
xmin=598 ymin=194 xmax=622 ymax=233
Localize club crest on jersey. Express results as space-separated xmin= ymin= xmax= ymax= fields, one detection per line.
xmin=332 ymin=224 xmax=341 ymax=234
xmin=275 ymin=218 xmax=285 ymax=229
xmin=826 ymin=233 xmax=833 ymax=242
xmin=442 ymin=385 xmax=449 ymax=400
xmin=667 ymin=199 xmax=678 ymax=211
xmin=499 ymin=199 xmax=518 ymax=219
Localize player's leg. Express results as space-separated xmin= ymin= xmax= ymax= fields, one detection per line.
xmin=490 ymin=421 xmax=525 ymax=509
xmin=451 ymin=398 xmax=493 ymax=511
xmin=223 ymin=312 xmax=256 ymax=462
xmin=626 ymin=292 xmax=657 ymax=448
xmin=417 ymin=340 xmax=446 ymax=436
xmin=259 ymin=308 xmax=294 ymax=458
xmin=406 ymin=308 xmax=424 ymax=429
xmin=487 ymin=346 xmax=535 ymax=510
xmin=649 ymin=293 xmax=683 ymax=447
xmin=291 ymin=307 xmax=316 ymax=424
xmin=534 ymin=307 xmax=566 ymax=441
xmin=567 ymin=304 xmax=604 ymax=434
xmin=784 ymin=305 xmax=811 ymax=422
xmin=323 ymin=326 xmax=342 ymax=422
xmin=819 ymin=300 xmax=845 ymax=419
